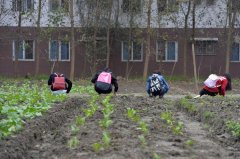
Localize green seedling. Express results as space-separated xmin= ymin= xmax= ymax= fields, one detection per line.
xmin=127 ymin=108 xmax=140 ymax=122
xmin=99 ymin=118 xmax=113 ymax=129
xmin=92 ymin=142 xmax=102 ymax=152
xmin=138 ymin=121 xmax=149 ymax=135
xmin=138 ymin=135 xmax=146 ymax=146
xmin=70 ymin=124 xmax=80 ymax=135
xmin=67 ymin=136 xmax=80 ymax=149
xmin=102 ymin=131 xmax=111 ymax=147
xmin=153 ymin=153 xmax=162 ymax=159
xmin=172 ymin=121 xmax=184 ymax=135
xmin=83 ymin=108 xmax=95 ymax=117
xmin=185 ymin=139 xmax=195 ymax=147
xmin=161 ymin=111 xmax=184 ymax=135
xmin=75 ymin=116 xmax=85 ymax=126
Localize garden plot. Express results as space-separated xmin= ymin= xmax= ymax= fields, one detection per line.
xmin=0 ymin=88 xmax=239 ymax=159
xmin=0 ymin=79 xmax=240 ymax=158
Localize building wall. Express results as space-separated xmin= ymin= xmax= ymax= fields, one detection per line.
xmin=1 ymin=26 xmax=240 ymax=78
xmin=0 ymin=0 xmax=240 ymax=78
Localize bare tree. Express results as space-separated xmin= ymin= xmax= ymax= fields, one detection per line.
xmin=35 ymin=0 xmax=42 ymax=76
xmin=182 ymin=0 xmax=191 ymax=76
xmin=225 ymin=0 xmax=237 ymax=73
xmin=191 ymin=0 xmax=198 ymax=91
xmin=69 ymin=0 xmax=76 ymax=81
xmin=143 ymin=0 xmax=152 ymax=79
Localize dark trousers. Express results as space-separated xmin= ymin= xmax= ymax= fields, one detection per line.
xmin=199 ymin=89 xmax=218 ymax=96
xmin=95 ymin=86 xmax=112 ymax=94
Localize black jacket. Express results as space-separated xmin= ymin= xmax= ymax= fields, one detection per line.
xmin=48 ymin=73 xmax=72 ymax=93
xmin=91 ymin=71 xmax=118 ymax=94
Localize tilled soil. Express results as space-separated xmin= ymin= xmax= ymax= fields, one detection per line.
xmin=0 ymin=80 xmax=240 ymax=159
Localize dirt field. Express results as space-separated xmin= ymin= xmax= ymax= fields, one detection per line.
xmin=0 ymin=80 xmax=240 ymax=159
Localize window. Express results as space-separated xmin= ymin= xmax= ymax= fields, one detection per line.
xmin=122 ymin=0 xmax=142 ymax=14
xmin=206 ymin=0 xmax=215 ymax=6
xmin=49 ymin=40 xmax=70 ymax=61
xmin=231 ymin=42 xmax=240 ymax=62
xmin=195 ymin=40 xmax=217 ymax=55
xmin=157 ymin=0 xmax=178 ymax=13
xmin=121 ymin=41 xmax=143 ymax=61
xmin=49 ymin=0 xmax=69 ymax=12
xmin=12 ymin=40 xmax=34 ymax=61
xmin=156 ymin=40 xmax=178 ymax=62
xmin=12 ymin=0 xmax=34 ymax=12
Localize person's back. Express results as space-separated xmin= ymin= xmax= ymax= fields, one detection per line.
xmin=196 ymin=73 xmax=231 ymax=98
xmin=48 ymin=73 xmax=72 ymax=94
xmin=91 ymin=68 xmax=118 ymax=94
xmin=146 ymin=71 xmax=169 ymax=98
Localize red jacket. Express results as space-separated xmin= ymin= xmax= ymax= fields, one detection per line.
xmin=203 ymin=76 xmax=228 ymax=96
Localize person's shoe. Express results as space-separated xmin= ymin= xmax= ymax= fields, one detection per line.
xmin=159 ymin=95 xmax=163 ymax=98
xmin=149 ymin=94 xmax=153 ymax=97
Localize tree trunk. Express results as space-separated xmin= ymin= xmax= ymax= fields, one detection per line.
xmin=191 ymin=0 xmax=198 ymax=91
xmin=106 ymin=0 xmax=113 ymax=68
xmin=70 ymin=0 xmax=76 ymax=81
xmin=183 ymin=0 xmax=191 ymax=76
xmin=143 ymin=0 xmax=152 ymax=79
xmin=14 ymin=0 xmax=22 ymax=77
xmin=92 ymin=0 xmax=101 ymax=74
xmin=35 ymin=0 xmax=42 ymax=76
xmin=225 ymin=0 xmax=236 ymax=73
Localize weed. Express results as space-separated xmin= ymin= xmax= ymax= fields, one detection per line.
xmin=203 ymin=111 xmax=214 ymax=121
xmin=226 ymin=120 xmax=240 ymax=137
xmin=179 ymin=98 xmax=197 ymax=113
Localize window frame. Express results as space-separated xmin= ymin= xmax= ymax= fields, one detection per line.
xmin=121 ymin=41 xmax=143 ymax=62
xmin=157 ymin=0 xmax=178 ymax=13
xmin=156 ymin=40 xmax=178 ymax=62
xmin=49 ymin=0 xmax=69 ymax=12
xmin=49 ymin=40 xmax=71 ymax=62
xmin=12 ymin=0 xmax=34 ymax=12
xmin=12 ymin=40 xmax=35 ymax=61
xmin=195 ymin=39 xmax=217 ymax=56
xmin=122 ymin=0 xmax=142 ymax=14
xmin=231 ymin=42 xmax=240 ymax=62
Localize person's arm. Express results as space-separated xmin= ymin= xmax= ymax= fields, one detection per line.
xmin=91 ymin=73 xmax=99 ymax=84
xmin=48 ymin=74 xmax=54 ymax=85
xmin=65 ymin=78 xmax=72 ymax=93
xmin=219 ymin=79 xmax=228 ymax=96
xmin=161 ymin=76 xmax=169 ymax=90
xmin=111 ymin=75 xmax=118 ymax=93
xmin=146 ymin=77 xmax=151 ymax=93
